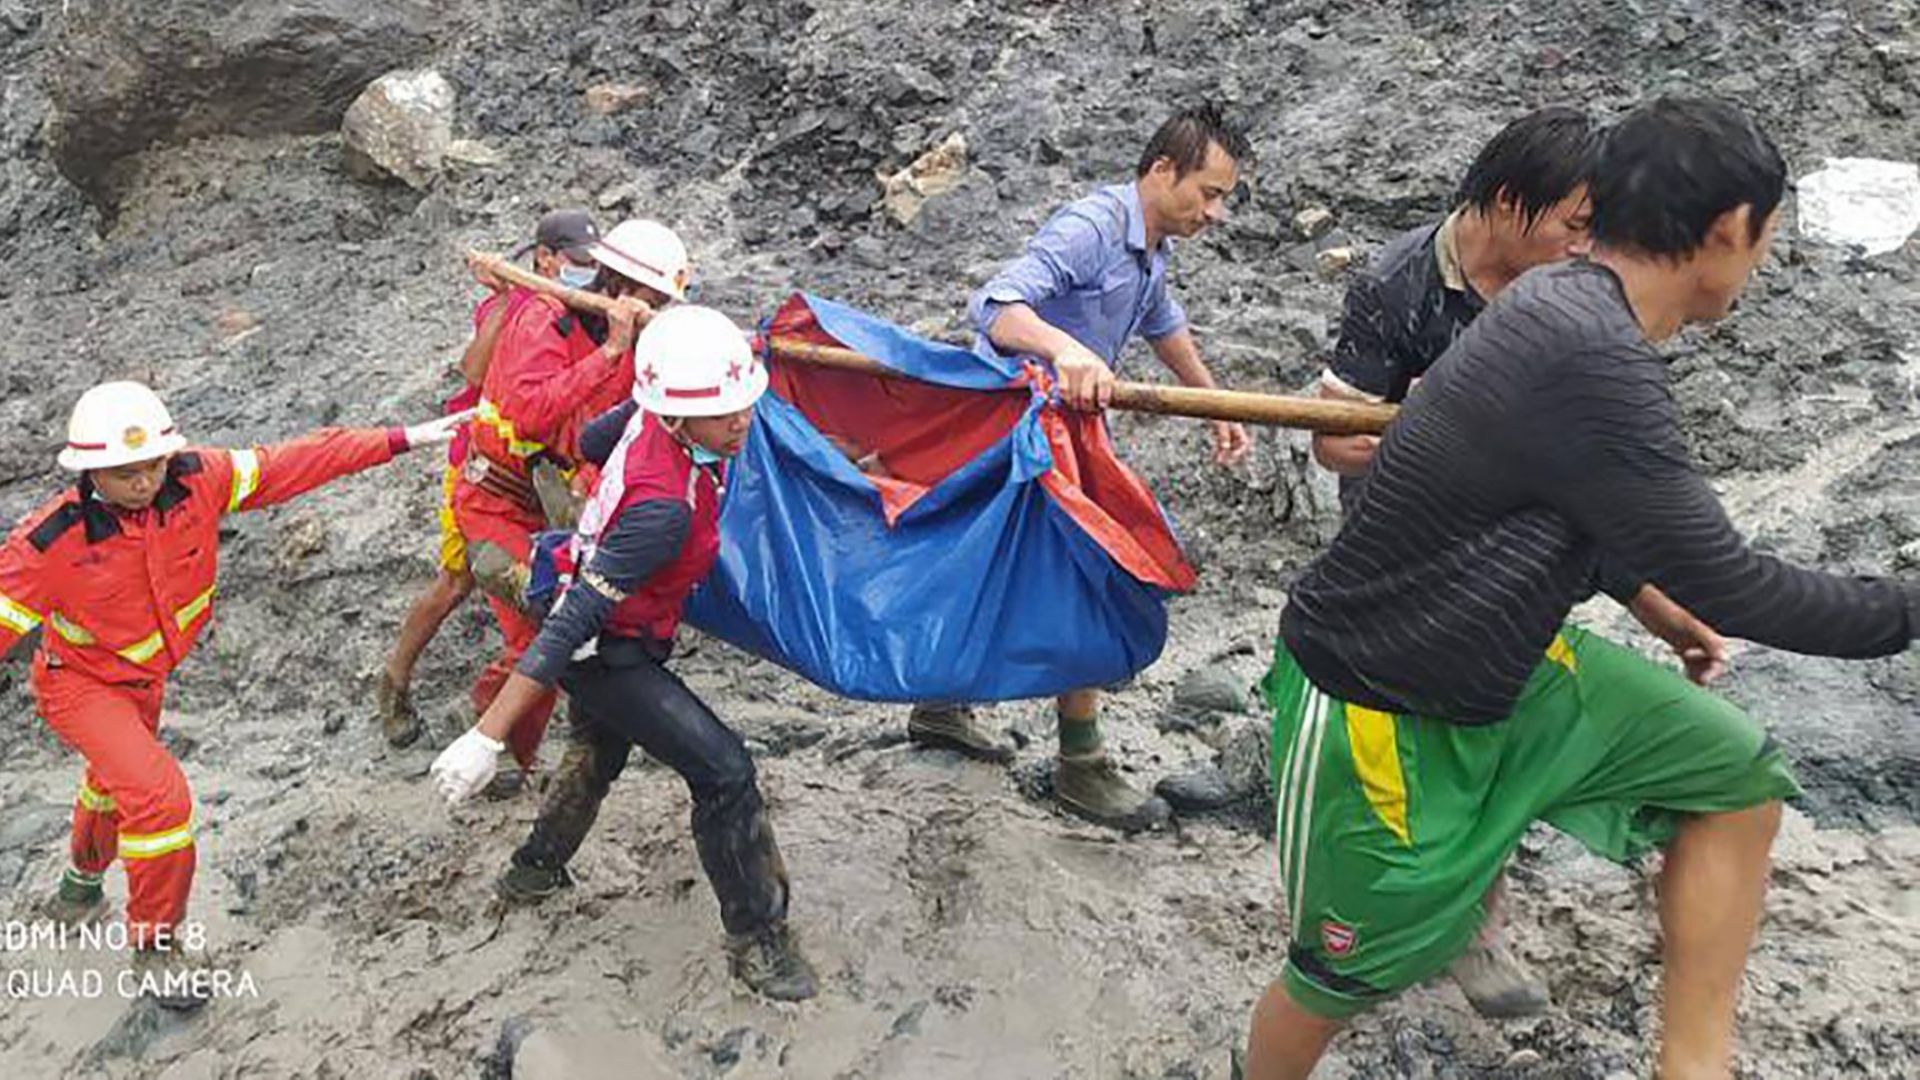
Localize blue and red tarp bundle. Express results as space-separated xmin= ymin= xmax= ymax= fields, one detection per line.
xmin=683 ymin=293 xmax=1197 ymax=704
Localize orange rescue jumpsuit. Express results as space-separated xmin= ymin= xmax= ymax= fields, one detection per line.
xmin=0 ymin=428 xmax=405 ymax=944
xmin=454 ymin=295 xmax=633 ymax=771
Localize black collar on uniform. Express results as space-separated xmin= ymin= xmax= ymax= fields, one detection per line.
xmin=71 ymin=476 xmax=125 ymax=543
xmin=150 ymin=452 xmax=201 ymax=515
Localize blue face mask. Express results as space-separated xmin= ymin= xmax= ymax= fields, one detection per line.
xmin=688 ymin=444 xmax=728 ymax=466
xmin=557 ymin=263 xmax=598 ymax=290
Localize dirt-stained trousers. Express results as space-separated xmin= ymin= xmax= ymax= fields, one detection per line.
xmin=511 ymin=635 xmax=790 ymax=937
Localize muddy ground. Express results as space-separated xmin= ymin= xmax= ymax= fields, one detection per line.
xmin=1 ymin=1 xmax=1918 ymax=1077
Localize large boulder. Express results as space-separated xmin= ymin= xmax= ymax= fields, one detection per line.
xmin=341 ymin=69 xmax=454 ymax=190
xmin=46 ymin=0 xmax=435 ymax=210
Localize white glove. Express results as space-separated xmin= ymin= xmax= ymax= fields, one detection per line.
xmin=403 ymin=407 xmax=478 ymax=450
xmin=430 ymin=727 xmax=504 ymax=805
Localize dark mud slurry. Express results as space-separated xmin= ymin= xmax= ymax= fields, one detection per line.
xmin=1 ymin=1 xmax=1918 ymax=1077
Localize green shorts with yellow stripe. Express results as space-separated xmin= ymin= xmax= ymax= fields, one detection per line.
xmin=1263 ymin=624 xmax=1799 ymax=1020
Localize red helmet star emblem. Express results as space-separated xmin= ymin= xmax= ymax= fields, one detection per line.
xmin=727 ymin=359 xmax=743 ymax=382
xmin=639 ymin=364 xmax=658 ymax=387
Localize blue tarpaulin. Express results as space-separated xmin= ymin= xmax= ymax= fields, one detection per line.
xmin=683 ymin=294 xmax=1194 ymax=703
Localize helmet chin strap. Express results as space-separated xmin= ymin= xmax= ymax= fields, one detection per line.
xmin=659 ymin=416 xmax=706 ymax=457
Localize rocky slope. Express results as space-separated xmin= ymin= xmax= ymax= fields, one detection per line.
xmin=1 ymin=1 xmax=1917 ymax=1077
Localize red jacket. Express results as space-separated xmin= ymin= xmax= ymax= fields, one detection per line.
xmin=469 ymin=296 xmax=633 ymax=480
xmin=574 ymin=412 xmax=722 ymax=643
xmin=0 ymin=428 xmax=402 ymax=685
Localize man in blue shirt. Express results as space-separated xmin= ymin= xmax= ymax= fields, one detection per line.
xmin=910 ymin=104 xmax=1251 ymax=831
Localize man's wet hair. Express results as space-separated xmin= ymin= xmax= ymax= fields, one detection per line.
xmin=1455 ymin=106 xmax=1598 ymax=228
xmin=1138 ymin=103 xmax=1251 ymax=178
xmin=1589 ymin=96 xmax=1786 ymax=257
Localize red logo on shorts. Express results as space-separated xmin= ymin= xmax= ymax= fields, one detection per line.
xmin=1321 ymin=920 xmax=1358 ymax=956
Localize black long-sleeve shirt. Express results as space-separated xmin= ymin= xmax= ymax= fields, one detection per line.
xmin=1284 ymin=259 xmax=1918 ymax=723
xmin=517 ymin=401 xmax=687 ymax=683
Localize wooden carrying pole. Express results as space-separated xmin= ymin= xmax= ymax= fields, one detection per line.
xmin=468 ymin=251 xmax=1397 ymax=436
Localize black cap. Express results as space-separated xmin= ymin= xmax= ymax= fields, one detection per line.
xmin=513 ymin=209 xmax=599 ymax=261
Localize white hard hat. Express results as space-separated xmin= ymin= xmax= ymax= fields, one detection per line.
xmin=57 ymin=381 xmax=189 ymax=472
xmin=631 ymin=306 xmax=768 ymax=418
xmin=590 ymin=219 xmax=691 ymax=301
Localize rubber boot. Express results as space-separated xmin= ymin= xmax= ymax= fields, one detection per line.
xmin=375 ymin=670 xmax=422 ymax=748
xmin=129 ymin=946 xmax=208 ymax=1013
xmin=1449 ymin=939 xmax=1549 ymax=1018
xmin=530 ymin=460 xmax=585 ymax=531
xmin=42 ymin=870 xmax=108 ymax=928
xmin=907 ymin=704 xmax=1014 ymax=764
xmin=468 ymin=540 xmax=531 ymax=616
xmin=1055 ymin=751 xmax=1171 ymax=833
xmin=726 ymin=921 xmax=818 ymax=1002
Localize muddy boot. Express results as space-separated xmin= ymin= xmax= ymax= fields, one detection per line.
xmin=129 ymin=947 xmax=208 ymax=1013
xmin=468 ymin=540 xmax=531 ymax=615
xmin=375 ymin=670 xmax=422 ymax=748
xmin=727 ymin=921 xmax=818 ymax=1002
xmin=1449 ymin=939 xmax=1549 ymax=1018
xmin=41 ymin=870 xmax=108 ymax=927
xmin=530 ymin=460 xmax=585 ymax=531
xmin=496 ymin=861 xmax=574 ymax=905
xmin=1055 ymin=751 xmax=1171 ymax=833
xmin=907 ymin=704 xmax=1014 ymax=764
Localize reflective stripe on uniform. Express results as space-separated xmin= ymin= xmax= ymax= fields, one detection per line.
xmin=75 ymin=781 xmax=117 ymax=814
xmin=116 ymin=632 xmax=165 ymax=665
xmin=174 ymin=586 xmax=215 ymax=630
xmin=47 ymin=611 xmax=96 ymax=645
xmin=0 ymin=592 xmax=42 ymax=634
xmin=47 ymin=609 xmax=166 ymax=666
xmin=118 ymin=820 xmax=193 ymax=859
xmin=228 ymin=448 xmax=262 ymax=511
xmin=475 ymin=399 xmax=546 ymax=458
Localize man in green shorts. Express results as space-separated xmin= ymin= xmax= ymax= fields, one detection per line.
xmin=1246 ymin=97 xmax=1918 ymax=1080
xmin=1311 ymin=104 xmax=1601 ymax=1018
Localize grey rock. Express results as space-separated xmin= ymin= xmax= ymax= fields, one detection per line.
xmin=1155 ymin=762 xmax=1236 ymax=811
xmin=583 ymin=83 xmax=649 ymax=116
xmin=1172 ymin=667 xmax=1252 ymax=716
xmin=341 ymin=70 xmax=455 ymax=190
xmin=1294 ymin=206 xmax=1335 ymax=239
xmin=709 ymin=1026 xmax=751 ymax=1069
xmin=1217 ymin=718 xmax=1271 ymax=797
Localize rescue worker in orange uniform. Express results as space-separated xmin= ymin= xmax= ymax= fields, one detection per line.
xmin=0 ymin=381 xmax=465 ymax=1010
xmin=375 ymin=209 xmax=602 ymax=747
xmin=452 ymin=218 xmax=691 ymax=794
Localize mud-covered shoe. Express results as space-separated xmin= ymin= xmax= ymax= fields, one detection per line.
xmin=42 ymin=870 xmax=108 ymax=927
xmin=727 ymin=921 xmax=818 ymax=1002
xmin=1054 ymin=752 xmax=1171 ymax=833
xmin=375 ymin=670 xmax=423 ymax=748
xmin=129 ymin=946 xmax=208 ymax=1013
xmin=1449 ymin=939 xmax=1549 ymax=1018
xmin=468 ymin=540 xmax=532 ymax=615
xmin=495 ymin=861 xmax=574 ymax=906
xmin=907 ymin=704 xmax=1014 ymax=764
